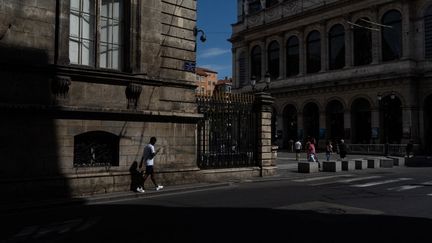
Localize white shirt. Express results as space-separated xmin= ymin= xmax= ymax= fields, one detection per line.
xmin=143 ymin=144 xmax=155 ymax=166
xmin=295 ymin=141 xmax=302 ymax=150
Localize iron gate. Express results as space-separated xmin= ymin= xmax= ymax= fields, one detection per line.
xmin=196 ymin=93 xmax=257 ymax=169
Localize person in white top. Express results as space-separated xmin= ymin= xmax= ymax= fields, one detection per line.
xmin=136 ymin=137 xmax=163 ymax=193
xmin=295 ymin=140 xmax=302 ymax=161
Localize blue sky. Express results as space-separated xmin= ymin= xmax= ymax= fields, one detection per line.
xmin=196 ymin=0 xmax=236 ymax=79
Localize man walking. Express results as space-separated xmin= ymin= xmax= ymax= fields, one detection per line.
xmin=295 ymin=139 xmax=302 ymax=161
xmin=136 ymin=137 xmax=163 ymax=193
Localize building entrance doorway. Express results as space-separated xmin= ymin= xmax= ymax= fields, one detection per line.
xmin=379 ymin=95 xmax=402 ymax=144
xmin=283 ymin=105 xmax=297 ymax=149
xmin=351 ymin=98 xmax=371 ymax=143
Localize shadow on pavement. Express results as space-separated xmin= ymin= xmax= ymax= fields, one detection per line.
xmin=2 ymin=204 xmax=431 ymax=243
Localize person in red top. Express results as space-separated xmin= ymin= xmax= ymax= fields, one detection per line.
xmin=306 ymin=137 xmax=320 ymax=168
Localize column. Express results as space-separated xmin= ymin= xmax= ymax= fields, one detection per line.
xmin=371 ymin=108 xmax=380 ymax=143
xmin=401 ymin=1 xmax=412 ymax=59
xmin=344 ymin=17 xmax=353 ymax=68
xmin=279 ymin=35 xmax=286 ymax=79
xmin=371 ymin=7 xmax=380 ymax=64
xmin=344 ymin=109 xmax=351 ymax=143
xmin=254 ymin=92 xmax=276 ymax=176
xmin=320 ymin=21 xmax=328 ymax=72
xmin=299 ymin=30 xmax=306 ymax=75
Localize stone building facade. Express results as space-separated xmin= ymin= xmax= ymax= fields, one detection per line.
xmin=0 ymin=0 xmax=205 ymax=199
xmin=231 ymin=0 xmax=432 ymax=152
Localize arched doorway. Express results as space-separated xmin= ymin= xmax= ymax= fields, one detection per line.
xmin=351 ymin=98 xmax=371 ymax=143
xmin=283 ymin=104 xmax=297 ymax=149
xmin=303 ymin=103 xmax=320 ymax=143
xmin=425 ymin=95 xmax=432 ymax=153
xmin=326 ymin=100 xmax=344 ymax=141
xmin=379 ymin=95 xmax=402 ymax=143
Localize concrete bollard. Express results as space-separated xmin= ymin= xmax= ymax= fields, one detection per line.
xmin=341 ymin=160 xmax=355 ymax=171
xmin=387 ymin=156 xmax=405 ymax=166
xmin=380 ymin=158 xmax=394 ymax=168
xmin=355 ymin=159 xmax=368 ymax=170
xmin=365 ymin=158 xmax=380 ymax=168
xmin=323 ymin=160 xmax=342 ymax=172
xmin=298 ymin=162 xmax=319 ymax=173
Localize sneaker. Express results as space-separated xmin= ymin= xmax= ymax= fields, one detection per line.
xmin=156 ymin=185 xmax=164 ymax=191
xmin=136 ymin=187 xmax=145 ymax=193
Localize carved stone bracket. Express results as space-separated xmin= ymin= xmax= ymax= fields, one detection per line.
xmin=51 ymin=75 xmax=71 ymax=98
xmin=125 ymin=83 xmax=142 ymax=109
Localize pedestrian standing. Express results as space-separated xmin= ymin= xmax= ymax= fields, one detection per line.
xmin=295 ymin=139 xmax=302 ymax=161
xmin=406 ymin=140 xmax=414 ymax=158
xmin=325 ymin=140 xmax=333 ymax=161
xmin=338 ymin=139 xmax=347 ymax=159
xmin=136 ymin=137 xmax=164 ymax=193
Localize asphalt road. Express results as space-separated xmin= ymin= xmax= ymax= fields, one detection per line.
xmin=3 ymin=160 xmax=432 ymax=243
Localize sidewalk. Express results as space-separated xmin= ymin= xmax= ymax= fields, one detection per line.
xmin=1 ymin=152 xmax=404 ymax=213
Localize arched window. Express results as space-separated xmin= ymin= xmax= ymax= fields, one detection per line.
xmin=286 ymin=36 xmax=299 ymax=76
xmin=268 ymin=41 xmax=280 ymax=79
xmin=328 ymin=24 xmax=345 ymax=70
xmin=251 ymin=45 xmax=262 ymax=80
xmin=382 ymin=10 xmax=402 ymax=61
xmin=353 ymin=18 xmax=372 ymax=66
xmin=307 ymin=31 xmax=321 ymax=73
xmin=424 ymin=5 xmax=432 ymax=59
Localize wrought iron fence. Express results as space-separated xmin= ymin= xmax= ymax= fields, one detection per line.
xmin=346 ymin=143 xmax=420 ymax=156
xmin=196 ymin=93 xmax=257 ymax=169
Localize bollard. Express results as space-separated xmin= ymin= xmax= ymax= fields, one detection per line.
xmin=355 ymin=159 xmax=368 ymax=170
xmin=323 ymin=160 xmax=342 ymax=172
xmin=298 ymin=162 xmax=319 ymax=173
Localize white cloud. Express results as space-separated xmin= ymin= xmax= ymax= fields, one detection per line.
xmin=199 ymin=48 xmax=230 ymax=58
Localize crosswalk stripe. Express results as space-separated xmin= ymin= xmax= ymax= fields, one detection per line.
xmin=351 ymin=178 xmax=412 ymax=188
xmin=337 ymin=176 xmax=382 ymax=183
xmin=387 ymin=185 xmax=424 ymax=191
xmin=428 ymin=194 xmax=432 ymax=196
xmin=310 ymin=176 xmax=383 ymax=186
xmin=292 ymin=174 xmax=353 ymax=182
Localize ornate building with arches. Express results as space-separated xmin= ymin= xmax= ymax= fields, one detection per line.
xmin=231 ymin=0 xmax=432 ymax=152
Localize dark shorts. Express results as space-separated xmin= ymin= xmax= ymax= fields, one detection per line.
xmin=145 ymin=165 xmax=154 ymax=175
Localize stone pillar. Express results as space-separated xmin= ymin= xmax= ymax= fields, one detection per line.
xmin=254 ymin=92 xmax=276 ymax=177
xmin=371 ymin=108 xmax=380 ymax=143
xmin=345 ymin=20 xmax=353 ymax=68
xmin=344 ymin=109 xmax=351 ymax=143
xmin=371 ymin=7 xmax=380 ymax=64
xmin=280 ymin=35 xmax=286 ymax=79
xmin=320 ymin=21 xmax=327 ymax=72
xmin=401 ymin=1 xmax=411 ymax=59
xmin=298 ymin=31 xmax=306 ymax=75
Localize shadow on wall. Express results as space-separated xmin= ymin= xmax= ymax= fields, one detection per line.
xmin=0 ymin=45 xmax=72 ymax=203
xmin=1 ymin=204 xmax=431 ymax=242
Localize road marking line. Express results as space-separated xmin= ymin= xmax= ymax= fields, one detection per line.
xmin=337 ymin=176 xmax=383 ymax=183
xmin=351 ymin=178 xmax=412 ymax=188
xmin=292 ymin=174 xmax=353 ymax=183
xmin=387 ymin=185 xmax=424 ymax=191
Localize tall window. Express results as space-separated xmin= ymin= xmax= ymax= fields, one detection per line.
xmin=425 ymin=5 xmax=432 ymax=59
xmin=268 ymin=41 xmax=280 ymax=80
xmin=286 ymin=36 xmax=299 ymax=76
xmin=307 ymin=31 xmax=321 ymax=74
xmin=251 ymin=45 xmax=262 ymax=80
xmin=328 ymin=24 xmax=345 ymax=70
xmin=353 ymin=18 xmax=372 ymax=66
xmin=382 ymin=10 xmax=402 ymax=62
xmin=238 ymin=52 xmax=247 ymax=87
xmin=69 ymin=0 xmax=124 ymax=70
